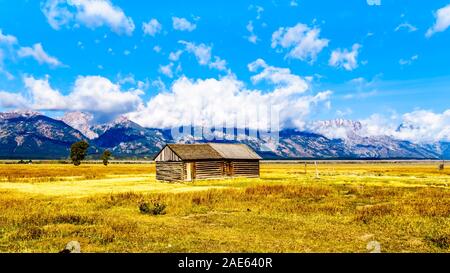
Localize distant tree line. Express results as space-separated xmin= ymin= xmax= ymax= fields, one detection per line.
xmin=17 ymin=159 xmax=32 ymax=164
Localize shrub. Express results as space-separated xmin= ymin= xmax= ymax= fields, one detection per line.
xmin=192 ymin=197 xmax=202 ymax=205
xmin=139 ymin=201 xmax=167 ymax=215
xmin=425 ymin=233 xmax=450 ymax=249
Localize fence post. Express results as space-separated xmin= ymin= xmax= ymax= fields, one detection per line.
xmin=315 ymin=161 xmax=319 ymax=179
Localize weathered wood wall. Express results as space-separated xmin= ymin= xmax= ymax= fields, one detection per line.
xmin=156 ymin=160 xmax=260 ymax=181
xmin=232 ymin=160 xmax=260 ymax=177
xmin=156 ymin=162 xmax=185 ymax=181
xmin=154 ymin=146 xmax=181 ymax=162
xmin=194 ymin=161 xmax=224 ymax=180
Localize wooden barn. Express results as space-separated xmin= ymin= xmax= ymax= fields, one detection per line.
xmin=153 ymin=143 xmax=262 ymax=181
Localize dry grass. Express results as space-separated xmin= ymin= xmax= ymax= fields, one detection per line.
xmin=0 ymin=162 xmax=449 ymax=253
xmin=0 ymin=163 xmax=155 ymax=183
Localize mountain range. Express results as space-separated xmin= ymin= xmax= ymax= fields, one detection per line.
xmin=0 ymin=111 xmax=448 ymax=160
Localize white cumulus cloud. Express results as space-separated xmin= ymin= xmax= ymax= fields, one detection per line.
xmin=271 ymin=23 xmax=329 ymax=63
xmin=41 ymin=0 xmax=135 ymax=35
xmin=426 ymin=4 xmax=450 ymax=37
xmin=172 ymin=17 xmax=196 ymax=32
xmin=361 ymin=110 xmax=450 ymax=143
xmin=2 ymin=75 xmax=143 ymax=120
xmin=142 ymin=18 xmax=162 ymax=36
xmin=246 ymin=21 xmax=258 ymax=44
xmin=127 ymin=60 xmax=331 ymax=130
xmin=178 ymin=41 xmax=228 ymax=71
xmin=0 ymin=91 xmax=28 ymax=108
xmin=209 ymin=56 xmax=227 ymax=71
xmin=168 ymin=50 xmax=183 ymax=62
xmin=248 ymin=58 xmax=309 ymax=97
xmin=179 ymin=41 xmax=211 ymax=65
xmin=67 ymin=75 xmax=143 ymax=115
xmin=159 ymin=63 xmax=174 ymax=78
xmin=0 ymin=29 xmax=18 ymax=45
xmin=329 ymin=43 xmax=361 ymax=71
xmin=17 ymin=43 xmax=63 ymax=67
xmin=153 ymin=45 xmax=161 ymax=53
xmin=24 ymin=75 xmax=68 ymax=110
xmin=0 ymin=30 xmax=19 ymax=78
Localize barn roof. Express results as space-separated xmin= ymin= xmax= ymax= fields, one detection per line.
xmin=208 ymin=143 xmax=262 ymax=160
xmin=167 ymin=144 xmax=222 ymax=160
xmin=159 ymin=143 xmax=262 ymax=161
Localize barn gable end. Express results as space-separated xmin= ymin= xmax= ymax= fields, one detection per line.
xmin=154 ymin=145 xmax=182 ymax=162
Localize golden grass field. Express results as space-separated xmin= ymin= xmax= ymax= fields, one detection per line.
xmin=0 ymin=162 xmax=449 ymax=253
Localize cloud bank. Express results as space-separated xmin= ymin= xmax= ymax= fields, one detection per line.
xmin=361 ymin=110 xmax=450 ymax=143
xmin=1 ymin=75 xmax=143 ymax=121
xmin=127 ymin=59 xmax=331 ymax=130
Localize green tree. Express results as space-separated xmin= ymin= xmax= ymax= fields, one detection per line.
xmin=101 ymin=150 xmax=112 ymax=166
xmin=70 ymin=141 xmax=89 ymax=166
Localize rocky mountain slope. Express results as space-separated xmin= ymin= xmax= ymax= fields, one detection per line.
xmin=0 ymin=111 xmax=86 ymax=159
xmin=92 ymin=117 xmax=166 ymax=158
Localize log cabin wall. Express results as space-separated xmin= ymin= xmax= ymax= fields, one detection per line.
xmin=156 ymin=160 xmax=260 ymax=181
xmin=155 ymin=161 xmax=185 ymax=181
xmin=193 ymin=161 xmax=224 ymax=180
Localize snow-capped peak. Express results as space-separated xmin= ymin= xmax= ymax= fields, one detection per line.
xmin=313 ymin=119 xmax=363 ymax=131
xmin=91 ymin=115 xmax=140 ymax=136
xmin=112 ymin=115 xmax=133 ymax=127
xmin=60 ymin=111 xmax=98 ymax=139
xmin=308 ymin=119 xmax=363 ymax=140
xmin=0 ymin=110 xmax=41 ymax=120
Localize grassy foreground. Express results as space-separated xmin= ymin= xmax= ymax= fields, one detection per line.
xmin=0 ymin=162 xmax=449 ymax=253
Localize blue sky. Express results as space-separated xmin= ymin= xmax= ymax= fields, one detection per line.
xmin=0 ymin=0 xmax=450 ymax=141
